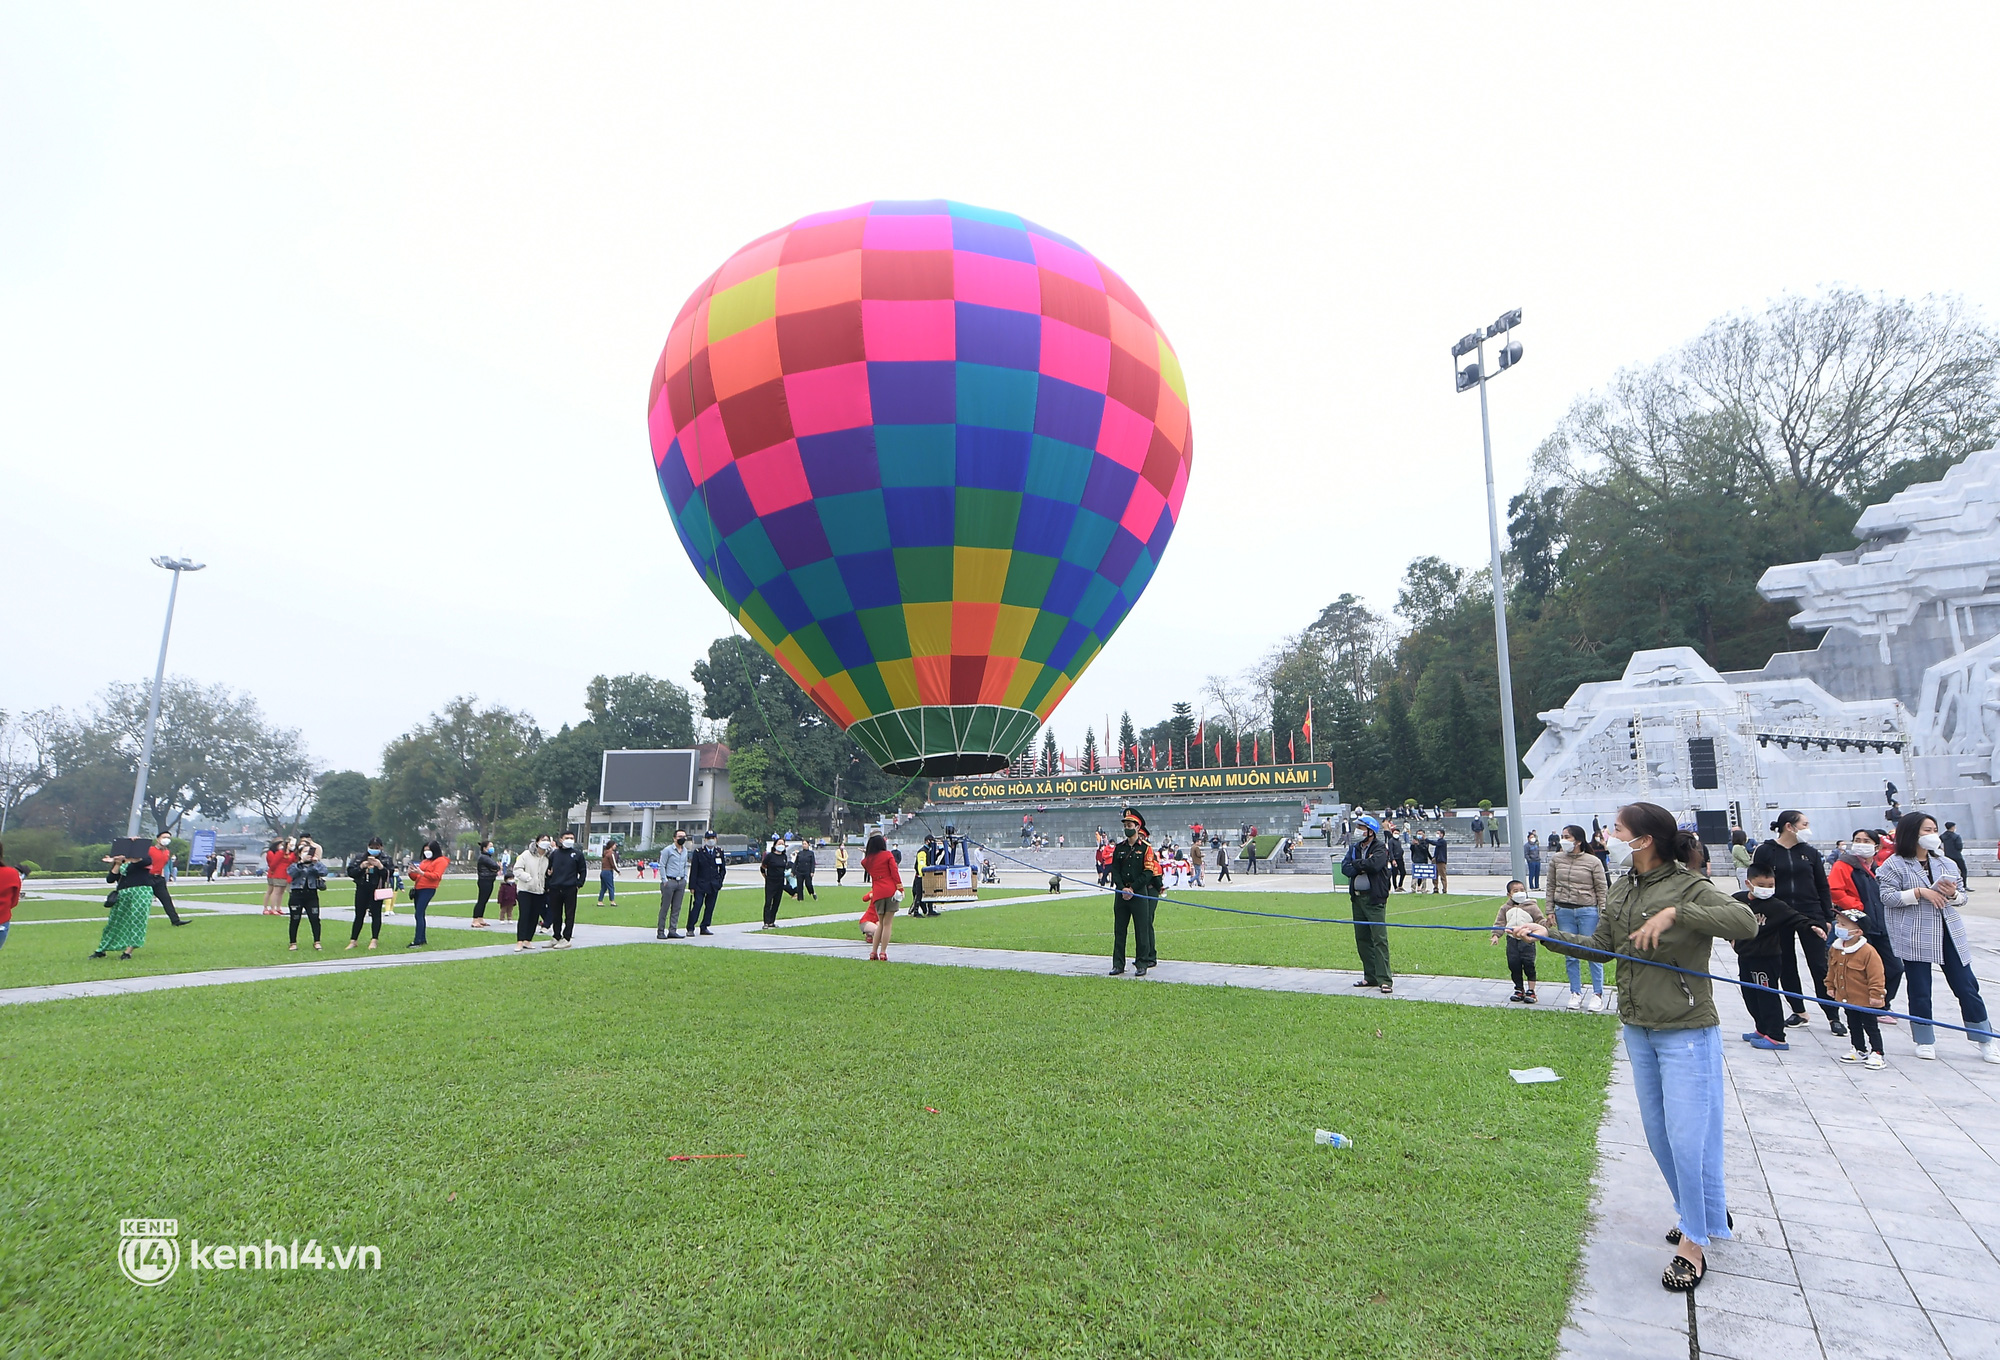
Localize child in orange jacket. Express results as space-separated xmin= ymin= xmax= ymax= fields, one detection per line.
xmin=1825 ymin=903 xmax=1888 ymax=1068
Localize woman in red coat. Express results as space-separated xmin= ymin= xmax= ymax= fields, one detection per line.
xmin=263 ymin=839 xmax=296 ymax=915
xmin=861 ymin=833 xmax=903 ymax=962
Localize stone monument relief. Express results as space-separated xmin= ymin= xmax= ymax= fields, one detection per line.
xmin=1522 ymin=447 xmax=2000 ymax=839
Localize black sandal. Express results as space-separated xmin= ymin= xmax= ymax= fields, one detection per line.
xmin=1665 ymin=1211 xmax=1731 ymax=1245
xmin=1661 ymin=1254 xmax=1705 ymax=1291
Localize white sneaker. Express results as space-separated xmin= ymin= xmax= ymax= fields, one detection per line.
xmin=1915 ymin=1043 xmax=1938 ymax=1060
xmin=1863 ymin=1053 xmax=1885 ymax=1069
xmin=1982 ymin=1042 xmax=2000 ymax=1065
xmin=1586 ymin=994 xmax=1606 ymax=1014
xmin=1566 ymin=993 xmax=1582 ymax=1011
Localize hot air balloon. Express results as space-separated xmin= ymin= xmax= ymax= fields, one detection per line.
xmin=647 ymin=200 xmax=1191 ymax=776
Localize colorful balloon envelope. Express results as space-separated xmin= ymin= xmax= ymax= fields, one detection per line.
xmin=648 ymin=200 xmax=1191 ymax=776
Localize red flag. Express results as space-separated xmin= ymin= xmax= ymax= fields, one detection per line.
xmin=1252 ymin=735 xmax=1259 ymax=765
xmin=1149 ymin=741 xmax=1157 ymax=769
xmin=1215 ymin=736 xmax=1222 ymax=764
xmin=1302 ymin=698 xmax=1313 ymax=744
xmin=1234 ymin=736 xmax=1241 ymax=765
xmin=1289 ymin=731 xmax=1296 ymax=762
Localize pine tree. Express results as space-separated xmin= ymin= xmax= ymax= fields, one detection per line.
xmin=1082 ymin=726 xmax=1098 ymax=773
xmin=1168 ymin=702 xmax=1195 ymax=768
xmin=1376 ymin=683 xmax=1421 ymax=804
xmin=1040 ymin=728 xmax=1059 ymax=776
xmin=1118 ymin=711 xmax=1137 ymax=770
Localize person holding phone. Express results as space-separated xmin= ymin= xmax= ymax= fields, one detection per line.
xmin=406 ymin=840 xmax=448 ymax=948
xmin=347 ymin=838 xmax=391 ymax=949
xmin=1877 ymin=812 xmax=1997 ymax=1063
xmin=263 ymin=838 xmax=295 ymax=915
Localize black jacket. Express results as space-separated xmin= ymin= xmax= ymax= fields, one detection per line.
xmin=761 ymin=849 xmax=789 ymax=884
xmin=1345 ymin=838 xmax=1391 ymax=907
xmin=1749 ymin=839 xmax=1832 ymax=923
xmin=794 ymin=848 xmax=816 ymax=875
xmin=348 ymin=854 xmax=391 ymax=906
xmin=476 ymin=849 xmax=502 ymax=882
xmin=1941 ymin=829 xmax=1965 ymax=860
xmin=545 ymin=846 xmax=589 ymax=890
xmin=689 ymin=844 xmax=727 ymax=891
xmin=1732 ymin=887 xmax=1812 ymax=957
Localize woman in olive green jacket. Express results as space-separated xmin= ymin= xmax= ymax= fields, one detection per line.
xmin=1513 ymin=801 xmax=1757 ymax=1294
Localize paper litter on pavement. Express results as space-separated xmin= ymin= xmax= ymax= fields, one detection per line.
xmin=1509 ymin=1067 xmax=1561 ymax=1084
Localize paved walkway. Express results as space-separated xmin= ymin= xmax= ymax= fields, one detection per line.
xmin=1560 ymin=919 xmax=2000 ymax=1360
xmin=11 ymin=881 xmax=2000 ymax=1356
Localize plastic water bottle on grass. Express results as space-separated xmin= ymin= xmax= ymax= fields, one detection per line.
xmin=1314 ymin=1129 xmax=1352 ymax=1149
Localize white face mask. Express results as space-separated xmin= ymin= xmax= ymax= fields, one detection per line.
xmin=1919 ymin=833 xmax=1943 ymax=853
xmin=1510 ymin=891 xmax=1532 ymax=905
xmin=1559 ymin=838 xmax=1575 ymax=852
xmin=1750 ymin=885 xmax=1776 ymax=899
xmin=560 ymin=839 xmax=575 ymax=849
xmin=537 ymin=841 xmax=552 ymax=851
xmin=1605 ymin=835 xmax=1637 ymax=866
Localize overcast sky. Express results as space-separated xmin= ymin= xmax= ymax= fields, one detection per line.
xmin=5 ymin=2 xmax=1996 ymax=774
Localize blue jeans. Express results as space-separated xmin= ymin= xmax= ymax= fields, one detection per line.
xmin=0 ymin=920 xmax=8 ymax=950
xmin=1624 ymin=1024 xmax=1731 ymax=1247
xmin=1526 ymin=861 xmax=1541 ymax=890
xmin=598 ymin=870 xmax=616 ymax=902
xmin=1555 ymin=905 xmax=1604 ymax=994
xmin=410 ymin=888 xmax=434 ymax=944
xmin=1905 ymin=931 xmax=1992 ymax=1047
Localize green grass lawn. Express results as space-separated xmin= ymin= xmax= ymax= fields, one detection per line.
xmin=0 ymin=913 xmax=491 ymax=989
xmin=784 ymin=890 xmax=1536 ymax=980
xmin=0 ymin=945 xmax=1615 ymax=1358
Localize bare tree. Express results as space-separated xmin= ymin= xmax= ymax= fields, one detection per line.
xmin=0 ymin=708 xmax=64 ymax=831
xmin=1539 ymin=290 xmax=2000 ymax=511
xmin=241 ymin=726 xmax=321 ymax=836
xmin=1200 ymin=675 xmax=1254 ymax=736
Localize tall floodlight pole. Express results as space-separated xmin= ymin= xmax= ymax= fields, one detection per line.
xmin=127 ymin=556 xmax=206 ymax=837
xmin=1452 ymin=311 xmax=1527 ymax=885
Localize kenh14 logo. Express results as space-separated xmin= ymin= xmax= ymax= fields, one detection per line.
xmin=118 ymin=1219 xmax=180 ymax=1287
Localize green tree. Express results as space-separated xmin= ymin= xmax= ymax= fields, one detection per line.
xmin=91 ymin=678 xmax=304 ymax=835
xmin=1117 ymin=711 xmax=1137 ymax=769
xmin=583 ymin=673 xmax=697 ymax=751
xmin=1081 ymin=726 xmax=1098 ymax=772
xmin=691 ymin=635 xmax=906 ymax=833
xmin=375 ymin=698 xmax=543 ymax=844
xmin=533 ymin=721 xmax=606 ymax=843
xmin=1039 ymin=728 xmax=1059 ymax=775
xmin=309 ymin=771 xmax=376 ymax=855
xmin=1372 ymin=683 xmax=1421 ymax=804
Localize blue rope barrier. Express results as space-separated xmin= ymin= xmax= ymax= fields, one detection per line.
xmin=954 ymin=834 xmax=1995 ymax=1042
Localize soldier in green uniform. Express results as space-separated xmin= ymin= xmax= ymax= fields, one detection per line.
xmin=1110 ymin=807 xmax=1164 ymax=977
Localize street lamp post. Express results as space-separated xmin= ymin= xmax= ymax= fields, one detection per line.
xmin=1451 ymin=311 xmax=1528 ymax=886
xmin=127 ymin=556 xmax=206 ymax=838
xmin=831 ymin=754 xmax=860 ymax=839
